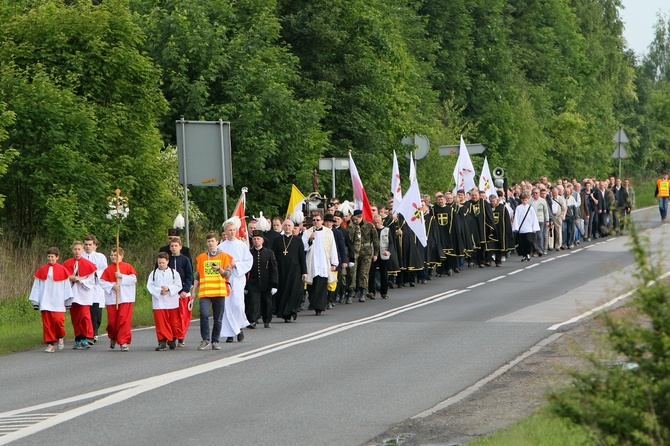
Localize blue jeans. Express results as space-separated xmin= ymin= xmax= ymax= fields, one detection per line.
xmin=660 ymin=197 xmax=669 ymax=220
xmin=199 ymin=298 xmax=225 ymax=342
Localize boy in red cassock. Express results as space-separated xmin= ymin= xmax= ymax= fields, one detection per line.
xmin=100 ymin=247 xmax=137 ymax=352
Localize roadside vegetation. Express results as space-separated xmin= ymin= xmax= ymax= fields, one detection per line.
xmin=471 ymin=218 xmax=670 ymax=445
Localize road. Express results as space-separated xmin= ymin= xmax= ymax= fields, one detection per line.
xmin=0 ymin=207 xmax=667 ymax=446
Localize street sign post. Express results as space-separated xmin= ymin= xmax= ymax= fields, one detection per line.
xmin=438 ymin=143 xmax=486 ymax=156
xmin=611 ymin=127 xmax=629 ymax=178
xmin=318 ymin=157 xmax=350 ymax=199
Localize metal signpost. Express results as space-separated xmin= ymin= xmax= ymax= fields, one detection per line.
xmin=318 ymin=157 xmax=350 ymax=199
xmin=438 ymin=143 xmax=486 ymax=156
xmin=611 ymin=127 xmax=629 ymax=179
xmin=176 ymin=118 xmax=233 ymax=247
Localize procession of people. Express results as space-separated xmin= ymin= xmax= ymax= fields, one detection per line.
xmin=29 ymin=172 xmax=642 ymax=353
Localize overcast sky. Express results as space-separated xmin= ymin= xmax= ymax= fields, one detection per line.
xmin=619 ymin=0 xmax=668 ymax=56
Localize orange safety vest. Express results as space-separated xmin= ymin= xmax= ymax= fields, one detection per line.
xmin=195 ymin=251 xmax=232 ymax=298
xmin=657 ymin=179 xmax=670 ymax=198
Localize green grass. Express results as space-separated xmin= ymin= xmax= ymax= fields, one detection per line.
xmin=0 ymin=288 xmax=201 ymax=355
xmin=469 ymin=408 xmax=593 ymax=446
xmin=633 ymin=179 xmax=658 ymax=208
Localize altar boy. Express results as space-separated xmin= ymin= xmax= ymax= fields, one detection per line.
xmin=147 ymin=252 xmax=183 ymax=351
xmin=100 ymin=247 xmax=137 ymax=352
xmin=29 ymin=247 xmax=72 ymax=352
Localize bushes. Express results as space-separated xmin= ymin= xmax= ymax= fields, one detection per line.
xmin=549 ymin=223 xmax=670 ymax=445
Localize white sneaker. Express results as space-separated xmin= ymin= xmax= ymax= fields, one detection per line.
xmin=45 ymin=344 xmax=56 ymax=353
xmin=120 ymin=344 xmax=129 ymax=352
xmin=57 ymin=338 xmax=64 ymax=350
xmin=197 ymin=340 xmax=210 ymax=351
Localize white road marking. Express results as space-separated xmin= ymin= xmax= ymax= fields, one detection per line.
xmin=524 ymin=264 xmax=538 ymax=269
xmin=0 ymin=289 xmax=469 ymax=445
xmin=548 ymin=270 xmax=670 ymax=331
xmin=487 ymin=275 xmax=506 ymax=283
xmin=467 ymin=283 xmax=484 ymax=289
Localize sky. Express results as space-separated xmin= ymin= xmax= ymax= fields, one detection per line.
xmin=619 ymin=0 xmax=668 ymax=57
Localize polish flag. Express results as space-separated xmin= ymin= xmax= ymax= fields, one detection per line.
xmin=231 ymin=189 xmax=248 ymax=246
xmin=349 ymin=152 xmax=373 ymax=222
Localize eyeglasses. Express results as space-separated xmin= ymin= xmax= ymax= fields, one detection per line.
xmin=329 ymin=202 xmax=339 ymax=206
xmin=312 ymin=218 xmax=322 ymax=221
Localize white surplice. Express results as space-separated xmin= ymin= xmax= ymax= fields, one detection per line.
xmin=218 ymin=239 xmax=253 ymax=337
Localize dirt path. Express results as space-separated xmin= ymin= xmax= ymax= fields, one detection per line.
xmin=364 ymin=309 xmax=614 ymax=445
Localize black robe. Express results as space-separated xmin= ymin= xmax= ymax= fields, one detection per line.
xmin=432 ymin=204 xmax=467 ymax=257
xmin=270 ymin=235 xmax=307 ymax=319
xmin=462 ymin=198 xmax=497 ymax=251
xmin=424 ymin=213 xmax=445 ymax=266
xmin=397 ymin=217 xmax=424 ymax=271
xmin=488 ymin=203 xmax=515 ymax=252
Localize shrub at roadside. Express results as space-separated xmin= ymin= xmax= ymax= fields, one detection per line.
xmin=549 ymin=224 xmax=670 ymax=445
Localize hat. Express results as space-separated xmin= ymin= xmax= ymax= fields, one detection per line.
xmin=251 ymin=230 xmax=265 ymax=238
xmin=333 ymin=210 xmax=343 ymax=218
xmin=353 ymin=209 xmax=363 ymax=216
xmin=323 ymin=213 xmax=335 ymax=222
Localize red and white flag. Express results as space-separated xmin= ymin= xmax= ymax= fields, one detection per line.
xmin=231 ymin=189 xmax=248 ymax=246
xmin=396 ymin=179 xmax=427 ymax=247
xmin=391 ymin=151 xmax=402 ymax=215
xmin=349 ymin=152 xmax=373 ymax=222
xmin=479 ymin=156 xmax=493 ymax=200
xmin=452 ymin=135 xmax=476 ymax=193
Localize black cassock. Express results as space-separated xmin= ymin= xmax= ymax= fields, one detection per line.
xmin=432 ymin=204 xmax=468 ymax=258
xmin=488 ymin=203 xmax=515 ymax=253
xmin=396 ymin=216 xmax=424 ymax=272
xmin=424 ymin=213 xmax=445 ymax=267
xmin=270 ymin=235 xmax=307 ymax=320
xmin=462 ymin=198 xmax=497 ymax=251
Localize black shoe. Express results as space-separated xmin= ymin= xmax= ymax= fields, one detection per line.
xmin=345 ymin=297 xmax=352 ymax=304
xmin=226 ymin=337 xmax=234 ymax=343
xmin=264 ymin=323 xmax=271 ymax=328
xmin=409 ymin=282 xmax=415 ymax=287
xmin=420 ymin=279 xmax=427 ymax=284
xmin=326 ymin=302 xmax=334 ymax=309
xmin=315 ymin=310 xmax=322 ymax=316
xmin=446 ymin=269 xmax=453 ymax=276
xmin=387 ymin=282 xmax=395 ymax=289
xmin=284 ymin=318 xmax=291 ymax=323
xmin=381 ymin=294 xmax=389 ymax=299
xmin=237 ymin=331 xmax=244 ymax=342
xmin=246 ymin=323 xmax=256 ymax=329
xmin=291 ymin=312 xmax=297 ymax=320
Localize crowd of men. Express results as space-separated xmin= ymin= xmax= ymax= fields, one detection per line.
xmin=31 ymin=173 xmax=653 ymax=352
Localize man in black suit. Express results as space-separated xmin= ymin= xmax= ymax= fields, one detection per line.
xmin=246 ymin=230 xmax=278 ymax=328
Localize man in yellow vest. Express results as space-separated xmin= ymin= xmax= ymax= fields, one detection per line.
xmin=193 ymin=233 xmax=233 ymax=350
xmin=655 ymin=173 xmax=670 ymax=222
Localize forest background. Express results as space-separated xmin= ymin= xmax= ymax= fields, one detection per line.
xmin=1 ymin=0 xmax=670 ymax=296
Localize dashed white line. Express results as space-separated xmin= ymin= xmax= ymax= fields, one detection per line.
xmin=487 ymin=275 xmax=506 ymax=283
xmin=524 ymin=263 xmax=539 ymax=269
xmin=467 ymin=283 xmax=484 ymax=289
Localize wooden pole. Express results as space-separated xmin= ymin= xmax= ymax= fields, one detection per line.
xmin=115 ymin=228 xmax=120 ymax=309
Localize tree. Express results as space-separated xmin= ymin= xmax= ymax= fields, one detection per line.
xmin=0 ymin=0 xmax=177 ymax=243
xmin=131 ymin=0 xmax=328 ymax=220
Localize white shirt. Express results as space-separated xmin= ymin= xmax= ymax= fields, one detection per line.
xmin=512 ymin=204 xmax=540 ymax=234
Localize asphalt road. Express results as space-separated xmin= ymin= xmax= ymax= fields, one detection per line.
xmin=0 ymin=206 xmax=667 ymax=446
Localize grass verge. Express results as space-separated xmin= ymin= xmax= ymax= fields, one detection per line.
xmin=469 ymin=408 xmax=592 ymax=446
xmin=0 ymin=289 xmax=201 ymax=355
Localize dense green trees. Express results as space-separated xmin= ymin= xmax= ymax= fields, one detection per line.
xmin=0 ymin=0 xmax=667 ymax=241
xmin=0 ymin=0 xmax=176 ymax=243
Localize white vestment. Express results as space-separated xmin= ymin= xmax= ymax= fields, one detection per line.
xmin=146 ymin=268 xmax=182 ymax=310
xmin=29 ymin=267 xmax=73 ymax=312
xmin=83 ymin=251 xmax=108 ymax=306
xmin=218 ymin=239 xmax=252 ymax=337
